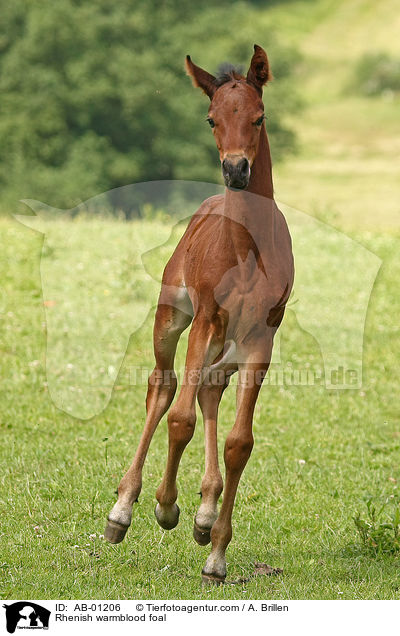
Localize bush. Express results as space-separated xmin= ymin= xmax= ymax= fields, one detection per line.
xmin=353 ymin=52 xmax=400 ymax=97
xmin=0 ymin=0 xmax=301 ymax=212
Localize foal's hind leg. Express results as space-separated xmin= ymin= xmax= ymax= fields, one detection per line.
xmin=104 ymin=303 xmax=191 ymax=543
xmin=202 ymin=347 xmax=271 ymax=583
xmin=193 ymin=378 xmax=229 ymax=546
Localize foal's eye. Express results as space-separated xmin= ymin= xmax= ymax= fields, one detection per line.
xmin=254 ymin=115 xmax=265 ymax=127
xmin=206 ymin=117 xmax=215 ymax=128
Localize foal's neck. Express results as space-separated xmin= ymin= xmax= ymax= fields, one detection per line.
xmin=222 ymin=124 xmax=276 ymax=260
xmin=223 ymin=124 xmax=274 ymax=220
xmin=247 ymin=124 xmax=274 ymax=199
xmin=224 ymin=124 xmax=274 ymax=209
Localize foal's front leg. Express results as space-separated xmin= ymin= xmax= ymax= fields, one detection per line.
xmin=193 ymin=378 xmax=229 ymax=545
xmin=202 ymin=348 xmax=271 ymax=583
xmin=104 ymin=303 xmax=191 ymax=543
xmin=155 ymin=312 xmax=225 ymax=530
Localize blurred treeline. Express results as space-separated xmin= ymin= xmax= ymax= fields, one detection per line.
xmin=0 ymin=0 xmax=300 ymax=211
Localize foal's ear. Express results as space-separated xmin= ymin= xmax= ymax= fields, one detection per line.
xmin=185 ymin=55 xmax=217 ymax=100
xmin=246 ymin=44 xmax=272 ymax=94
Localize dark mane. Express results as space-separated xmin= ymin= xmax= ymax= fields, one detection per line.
xmin=214 ymin=63 xmax=245 ymax=87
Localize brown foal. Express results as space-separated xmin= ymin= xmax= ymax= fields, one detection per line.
xmin=105 ymin=45 xmax=294 ymax=583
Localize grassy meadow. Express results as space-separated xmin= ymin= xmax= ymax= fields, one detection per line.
xmin=0 ymin=215 xmax=399 ymax=600
xmin=1 ymin=0 xmax=400 ymax=600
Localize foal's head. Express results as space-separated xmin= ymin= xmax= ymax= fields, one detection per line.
xmin=186 ymin=45 xmax=272 ymax=189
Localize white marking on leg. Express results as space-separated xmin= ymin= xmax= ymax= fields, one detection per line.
xmin=108 ymin=500 xmax=132 ymax=528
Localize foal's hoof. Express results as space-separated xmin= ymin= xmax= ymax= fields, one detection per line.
xmin=104 ymin=518 xmax=129 ymax=544
xmin=154 ymin=503 xmax=180 ymax=530
xmin=201 ymin=572 xmax=225 ymax=586
xmin=193 ymin=522 xmax=211 ymax=546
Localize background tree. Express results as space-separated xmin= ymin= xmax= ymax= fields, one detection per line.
xmin=0 ymin=0 xmax=300 ymax=211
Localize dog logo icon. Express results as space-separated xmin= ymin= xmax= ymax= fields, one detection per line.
xmin=2 ymin=602 xmax=50 ymax=633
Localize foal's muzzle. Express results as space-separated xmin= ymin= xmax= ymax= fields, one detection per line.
xmin=222 ymin=156 xmax=250 ymax=190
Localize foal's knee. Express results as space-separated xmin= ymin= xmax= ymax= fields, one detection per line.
xmin=167 ymin=406 xmax=196 ymax=448
xmin=224 ymin=430 xmax=254 ymax=470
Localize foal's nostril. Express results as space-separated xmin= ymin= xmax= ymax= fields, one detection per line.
xmin=237 ymin=157 xmax=249 ymax=177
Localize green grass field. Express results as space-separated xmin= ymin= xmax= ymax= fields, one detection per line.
xmin=1 ymin=0 xmax=399 ymax=601
xmin=0 ymin=214 xmax=399 ymax=600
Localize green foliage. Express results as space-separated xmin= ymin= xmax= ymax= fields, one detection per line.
xmin=352 ymin=52 xmax=400 ymax=97
xmin=354 ymin=495 xmax=400 ymax=556
xmin=0 ymin=0 xmax=300 ymax=210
